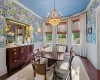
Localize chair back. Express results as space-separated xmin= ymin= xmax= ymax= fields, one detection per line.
xmin=32 ymin=60 xmax=47 ymax=75
xmin=69 ymin=47 xmax=75 ymax=70
xmin=65 ymin=45 xmax=68 ymax=52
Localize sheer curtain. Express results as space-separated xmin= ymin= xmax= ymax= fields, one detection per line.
xmin=80 ymin=13 xmax=87 ymax=57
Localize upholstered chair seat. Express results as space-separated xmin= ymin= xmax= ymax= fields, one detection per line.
xmin=32 ymin=59 xmax=54 ymax=80
xmin=34 ymin=69 xmax=53 ymax=80
xmin=57 ymin=46 xmax=66 ymax=52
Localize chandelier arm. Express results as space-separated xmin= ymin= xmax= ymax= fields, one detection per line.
xmin=46 ymin=0 xmax=64 ymax=26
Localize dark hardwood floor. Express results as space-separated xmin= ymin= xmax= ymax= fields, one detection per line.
xmin=80 ymin=57 xmax=100 ymax=80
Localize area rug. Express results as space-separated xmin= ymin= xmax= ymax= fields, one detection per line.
xmin=57 ymin=56 xmax=90 ymax=80
xmin=6 ymin=56 xmax=90 ymax=80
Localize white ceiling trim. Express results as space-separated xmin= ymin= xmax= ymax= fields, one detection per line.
xmin=95 ymin=5 xmax=100 ymax=12
xmin=63 ymin=10 xmax=86 ymax=19
xmin=96 ymin=0 xmax=100 ymax=4
xmin=85 ymin=0 xmax=95 ymax=11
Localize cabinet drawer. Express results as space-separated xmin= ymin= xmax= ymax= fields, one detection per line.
xmin=11 ymin=51 xmax=19 ymax=59
xmin=9 ymin=59 xmax=19 ymax=69
xmin=7 ymin=49 xmax=19 ymax=59
xmin=19 ymin=56 xmax=25 ymax=65
xmin=20 ymin=49 xmax=24 ymax=53
xmin=11 ymin=47 xmax=19 ymax=52
xmin=6 ymin=45 xmax=34 ymax=72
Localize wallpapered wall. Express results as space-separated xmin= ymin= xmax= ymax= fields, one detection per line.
xmin=0 ymin=0 xmax=43 ymax=47
xmin=0 ymin=0 xmax=6 ymax=47
xmin=87 ymin=0 xmax=100 ymax=44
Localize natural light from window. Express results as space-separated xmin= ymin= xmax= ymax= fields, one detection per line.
xmin=57 ymin=34 xmax=67 ymax=45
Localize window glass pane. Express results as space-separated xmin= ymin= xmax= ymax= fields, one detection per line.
xmin=73 ymin=33 xmax=80 ymax=44
xmin=58 ymin=34 xmax=67 ymax=44
xmin=46 ymin=34 xmax=52 ymax=43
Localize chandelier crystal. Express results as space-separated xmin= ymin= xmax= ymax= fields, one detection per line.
xmin=47 ymin=0 xmax=62 ymax=26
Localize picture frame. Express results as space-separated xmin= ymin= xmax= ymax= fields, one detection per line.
xmin=88 ymin=27 xmax=92 ymax=34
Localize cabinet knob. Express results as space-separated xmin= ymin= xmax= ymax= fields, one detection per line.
xmin=14 ymin=49 xmax=16 ymax=51
xmin=23 ymin=57 xmax=24 ymax=59
xmin=15 ymin=60 xmax=17 ymax=62
xmin=14 ymin=52 xmax=16 ymax=54
xmin=21 ymin=50 xmax=23 ymax=52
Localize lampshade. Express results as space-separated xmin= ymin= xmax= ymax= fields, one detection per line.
xmin=37 ymin=27 xmax=41 ymax=34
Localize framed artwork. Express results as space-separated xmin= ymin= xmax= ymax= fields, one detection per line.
xmin=88 ymin=27 xmax=92 ymax=34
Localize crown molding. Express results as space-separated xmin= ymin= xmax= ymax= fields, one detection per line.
xmin=96 ymin=0 xmax=100 ymax=4
xmin=85 ymin=0 xmax=95 ymax=11
xmin=95 ymin=5 xmax=100 ymax=12
xmin=63 ymin=10 xmax=86 ymax=19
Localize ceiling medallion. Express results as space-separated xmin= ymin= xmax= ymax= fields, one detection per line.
xmin=46 ymin=0 xmax=63 ymax=26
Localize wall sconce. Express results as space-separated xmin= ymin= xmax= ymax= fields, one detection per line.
xmin=37 ymin=27 xmax=41 ymax=34
xmin=5 ymin=25 xmax=11 ymax=33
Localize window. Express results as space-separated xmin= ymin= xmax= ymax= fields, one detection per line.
xmin=72 ymin=33 xmax=80 ymax=44
xmin=45 ymin=23 xmax=52 ymax=43
xmin=57 ymin=34 xmax=67 ymax=45
xmin=46 ymin=34 xmax=52 ymax=43
xmin=72 ymin=18 xmax=80 ymax=44
xmin=57 ymin=22 xmax=68 ymax=45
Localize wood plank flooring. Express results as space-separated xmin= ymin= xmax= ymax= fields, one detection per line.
xmin=80 ymin=57 xmax=100 ymax=80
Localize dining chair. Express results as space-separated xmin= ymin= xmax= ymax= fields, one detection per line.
xmin=33 ymin=49 xmax=40 ymax=62
xmin=33 ymin=48 xmax=48 ymax=62
xmin=55 ymin=47 xmax=75 ymax=80
xmin=32 ymin=59 xmax=54 ymax=80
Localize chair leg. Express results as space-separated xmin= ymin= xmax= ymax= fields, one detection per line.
xmin=66 ymin=73 xmax=69 ymax=80
xmin=34 ymin=72 xmax=36 ymax=77
xmin=44 ymin=74 xmax=47 ymax=80
xmin=69 ymin=70 xmax=72 ymax=80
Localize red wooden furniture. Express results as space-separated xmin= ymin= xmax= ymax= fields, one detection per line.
xmin=6 ymin=44 xmax=34 ymax=72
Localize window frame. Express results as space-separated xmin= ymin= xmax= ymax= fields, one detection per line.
xmin=72 ymin=32 xmax=80 ymax=45
xmin=45 ymin=33 xmax=52 ymax=44
xmin=57 ymin=34 xmax=67 ymax=45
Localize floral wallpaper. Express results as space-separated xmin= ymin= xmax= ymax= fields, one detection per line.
xmin=87 ymin=0 xmax=100 ymax=44
xmin=0 ymin=16 xmax=6 ymax=47
xmin=0 ymin=0 xmax=43 ymax=47
xmin=0 ymin=0 xmax=6 ymax=47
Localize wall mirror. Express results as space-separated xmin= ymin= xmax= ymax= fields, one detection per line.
xmin=5 ymin=19 xmax=31 ymax=45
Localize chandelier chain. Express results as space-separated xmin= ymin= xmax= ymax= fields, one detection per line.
xmin=54 ymin=0 xmax=55 ymax=9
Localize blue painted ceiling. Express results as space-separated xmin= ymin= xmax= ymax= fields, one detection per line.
xmin=19 ymin=0 xmax=90 ymax=18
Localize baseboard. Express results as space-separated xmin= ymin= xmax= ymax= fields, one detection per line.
xmin=87 ymin=56 xmax=98 ymax=69
xmin=0 ymin=66 xmax=7 ymax=76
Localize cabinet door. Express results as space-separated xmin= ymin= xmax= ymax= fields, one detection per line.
xmin=24 ymin=45 xmax=31 ymax=62
xmin=30 ymin=45 xmax=34 ymax=60
xmin=8 ymin=47 xmax=19 ymax=70
xmin=19 ymin=46 xmax=25 ymax=65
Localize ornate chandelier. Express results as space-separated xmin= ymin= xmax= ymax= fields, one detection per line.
xmin=47 ymin=0 xmax=62 ymax=26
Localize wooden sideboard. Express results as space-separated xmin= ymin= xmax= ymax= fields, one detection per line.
xmin=6 ymin=44 xmax=34 ymax=72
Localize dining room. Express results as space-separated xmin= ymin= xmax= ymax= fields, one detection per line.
xmin=0 ymin=0 xmax=100 ymax=80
